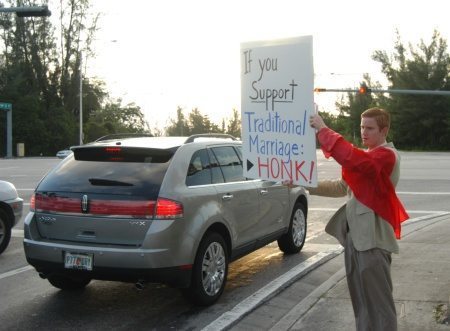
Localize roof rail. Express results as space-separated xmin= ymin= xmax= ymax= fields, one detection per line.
xmin=95 ymin=133 xmax=154 ymax=142
xmin=184 ymin=133 xmax=237 ymax=144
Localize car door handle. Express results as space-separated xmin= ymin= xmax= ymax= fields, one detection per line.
xmin=222 ymin=194 xmax=234 ymax=201
xmin=260 ymin=189 xmax=269 ymax=195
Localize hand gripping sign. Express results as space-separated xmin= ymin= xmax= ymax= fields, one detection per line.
xmin=241 ymin=35 xmax=317 ymax=187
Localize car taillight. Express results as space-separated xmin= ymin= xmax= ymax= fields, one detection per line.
xmin=30 ymin=193 xmax=36 ymax=211
xmin=34 ymin=194 xmax=82 ymax=213
xmin=104 ymin=147 xmax=123 ymax=161
xmin=90 ymin=200 xmax=156 ymax=217
xmin=154 ymin=198 xmax=183 ymax=219
xmin=105 ymin=147 xmax=121 ymax=153
xmin=32 ymin=193 xmax=156 ymax=218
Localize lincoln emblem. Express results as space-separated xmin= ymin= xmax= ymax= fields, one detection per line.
xmin=81 ymin=194 xmax=89 ymax=213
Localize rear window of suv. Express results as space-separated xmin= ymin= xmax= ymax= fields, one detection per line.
xmin=37 ymin=147 xmax=174 ymax=198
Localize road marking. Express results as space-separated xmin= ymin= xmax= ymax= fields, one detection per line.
xmin=305 ymin=228 xmax=324 ymax=242
xmin=201 ymin=246 xmax=343 ymax=331
xmin=0 ymin=265 xmax=34 ymax=281
xmin=397 ymin=191 xmax=450 ymax=195
xmin=406 ymin=210 xmax=450 ymax=214
xmin=310 ymin=207 xmax=449 ymax=214
xmin=309 ymin=207 xmax=339 ymax=212
xmin=12 ymin=229 xmax=24 ymax=237
xmin=404 ymin=212 xmax=450 ymax=225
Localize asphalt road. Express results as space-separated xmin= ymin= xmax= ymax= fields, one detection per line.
xmin=0 ymin=151 xmax=449 ymax=330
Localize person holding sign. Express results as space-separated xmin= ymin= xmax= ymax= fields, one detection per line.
xmin=308 ymin=107 xmax=409 ymax=331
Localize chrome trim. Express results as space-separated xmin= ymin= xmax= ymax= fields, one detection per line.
xmin=81 ymin=194 xmax=89 ymax=213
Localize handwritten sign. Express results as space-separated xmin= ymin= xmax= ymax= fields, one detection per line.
xmin=240 ymin=36 xmax=317 ymax=187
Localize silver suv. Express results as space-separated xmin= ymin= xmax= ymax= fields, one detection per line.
xmin=24 ymin=134 xmax=308 ymax=305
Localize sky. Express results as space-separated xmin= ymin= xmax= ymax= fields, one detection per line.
xmin=80 ymin=0 xmax=450 ymax=131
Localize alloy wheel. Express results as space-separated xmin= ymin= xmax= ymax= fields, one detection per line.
xmin=201 ymin=242 xmax=226 ymax=296
xmin=292 ymin=208 xmax=306 ymax=246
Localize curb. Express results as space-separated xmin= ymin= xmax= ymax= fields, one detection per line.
xmin=202 ymin=246 xmax=343 ymax=331
xmin=269 ymin=266 xmax=346 ymax=330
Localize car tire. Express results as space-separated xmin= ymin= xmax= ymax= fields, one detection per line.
xmin=0 ymin=209 xmax=12 ymax=255
xmin=182 ymin=232 xmax=228 ymax=306
xmin=277 ymin=202 xmax=307 ymax=254
xmin=47 ymin=275 xmax=91 ymax=290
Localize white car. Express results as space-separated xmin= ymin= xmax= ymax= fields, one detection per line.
xmin=0 ymin=180 xmax=23 ymax=254
xmin=56 ymin=148 xmax=73 ymax=159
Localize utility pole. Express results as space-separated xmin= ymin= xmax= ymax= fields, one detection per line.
xmin=79 ymin=51 xmax=83 ymax=145
xmin=0 ymin=103 xmax=12 ymax=158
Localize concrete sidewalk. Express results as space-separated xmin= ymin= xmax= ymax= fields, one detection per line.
xmin=230 ymin=213 xmax=450 ymax=331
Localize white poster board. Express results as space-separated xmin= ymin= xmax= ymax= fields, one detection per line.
xmin=240 ymin=35 xmax=317 ymax=187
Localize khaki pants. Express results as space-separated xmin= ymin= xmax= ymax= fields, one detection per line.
xmin=345 ymin=232 xmax=397 ymax=331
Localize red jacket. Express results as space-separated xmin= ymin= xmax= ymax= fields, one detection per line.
xmin=318 ymin=127 xmax=409 ymax=239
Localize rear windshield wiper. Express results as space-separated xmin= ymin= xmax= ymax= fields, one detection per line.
xmin=88 ymin=178 xmax=134 ymax=186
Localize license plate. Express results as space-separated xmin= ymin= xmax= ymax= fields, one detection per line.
xmin=64 ymin=252 xmax=93 ymax=271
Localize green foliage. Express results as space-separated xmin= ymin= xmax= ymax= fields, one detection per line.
xmin=226 ymin=108 xmax=241 ymax=138
xmin=0 ymin=0 xmax=149 ymax=156
xmin=372 ymin=30 xmax=450 ymax=150
xmin=165 ymin=106 xmax=190 ymax=136
xmin=84 ymin=100 xmax=149 ymax=142
xmin=2 ymin=3 xmax=449 ymax=154
xmin=165 ymin=107 xmax=241 ymax=139
xmin=332 ymin=30 xmax=450 ymax=150
xmin=333 ymin=74 xmax=382 ymax=145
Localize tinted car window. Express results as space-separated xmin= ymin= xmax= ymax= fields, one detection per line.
xmin=37 ymin=151 xmax=170 ymax=199
xmin=234 ymin=145 xmax=243 ymax=161
xmin=207 ymin=149 xmax=225 ymax=184
xmin=186 ymin=149 xmax=212 ymax=186
xmin=211 ymin=146 xmax=245 ymax=182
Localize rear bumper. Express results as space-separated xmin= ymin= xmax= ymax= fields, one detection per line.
xmin=24 ymin=239 xmax=192 ymax=287
xmin=26 ymin=256 xmax=191 ymax=288
xmin=23 ymin=211 xmax=196 ymax=287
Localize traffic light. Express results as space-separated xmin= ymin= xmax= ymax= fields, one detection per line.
xmin=358 ymin=83 xmax=371 ymax=95
xmin=314 ymin=88 xmax=326 ymax=92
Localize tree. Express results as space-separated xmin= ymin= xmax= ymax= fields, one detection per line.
xmin=165 ymin=107 xmax=224 ymax=136
xmin=372 ymin=30 xmax=450 ymax=149
xmin=0 ymin=0 xmax=148 ymax=155
xmin=0 ymin=0 xmax=62 ymax=155
xmin=84 ymin=99 xmax=149 ymax=141
xmin=165 ymin=106 xmax=190 ymax=136
xmin=187 ymin=108 xmax=222 ymax=134
xmin=188 ymin=108 xmax=208 ymax=134
xmin=226 ymin=108 xmax=241 ymax=138
xmin=335 ymin=74 xmax=385 ymax=144
xmin=0 ymin=0 xmax=105 ymax=155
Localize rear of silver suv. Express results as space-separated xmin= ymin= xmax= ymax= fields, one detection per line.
xmin=24 ymin=134 xmax=308 ymax=305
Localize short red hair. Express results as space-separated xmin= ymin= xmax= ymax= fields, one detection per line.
xmin=361 ymin=107 xmax=390 ymax=131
